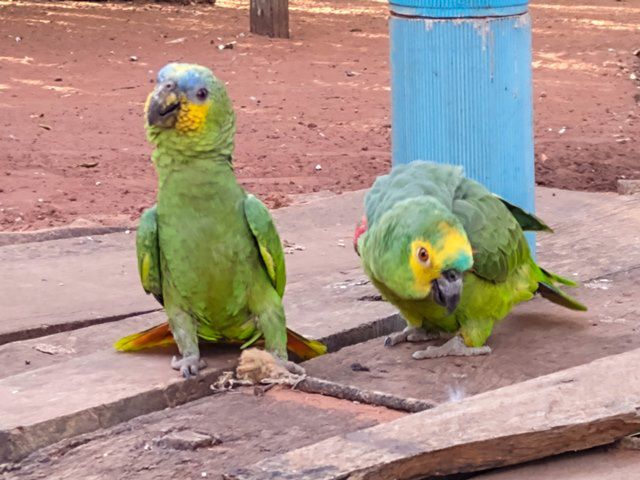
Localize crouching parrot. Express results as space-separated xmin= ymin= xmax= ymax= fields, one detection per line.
xmin=114 ymin=63 xmax=326 ymax=377
xmin=354 ymin=161 xmax=586 ymax=359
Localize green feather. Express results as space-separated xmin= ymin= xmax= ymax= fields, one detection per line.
xmin=244 ymin=194 xmax=286 ymax=298
xmin=115 ymin=63 xmax=325 ymax=362
xmin=136 ymin=205 xmax=163 ymax=303
xmin=360 ymin=160 xmax=587 ymax=349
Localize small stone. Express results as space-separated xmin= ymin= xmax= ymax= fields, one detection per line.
xmin=617 ymin=434 xmax=640 ymax=450
xmin=350 ymin=362 xmax=370 ymax=372
xmin=617 ymin=179 xmax=640 ymax=195
xmin=154 ymin=431 xmax=221 ymax=451
xmin=315 ymin=164 xmax=322 ymax=171
xmin=78 ymin=161 xmax=99 ymax=168
xmin=129 ymin=55 xmax=138 ymax=62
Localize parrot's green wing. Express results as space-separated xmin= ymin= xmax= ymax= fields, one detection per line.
xmin=244 ymin=194 xmax=286 ymax=298
xmin=136 ymin=205 xmax=163 ymax=304
xmin=495 ymin=195 xmax=553 ymax=233
xmin=453 ymin=181 xmax=529 ymax=284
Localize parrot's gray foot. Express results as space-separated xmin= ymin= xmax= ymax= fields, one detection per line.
xmin=276 ymin=357 xmax=306 ymax=376
xmin=384 ymin=327 xmax=440 ymax=347
xmin=411 ymin=336 xmax=491 ymax=360
xmin=171 ymin=354 xmax=207 ymax=378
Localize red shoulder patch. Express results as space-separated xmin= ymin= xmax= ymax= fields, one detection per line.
xmin=353 ymin=215 xmax=368 ymax=256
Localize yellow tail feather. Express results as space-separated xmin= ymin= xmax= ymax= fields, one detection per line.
xmin=285 ymin=328 xmax=327 ymax=361
xmin=114 ymin=323 xmax=327 ymax=360
xmin=114 ymin=322 xmax=175 ymax=352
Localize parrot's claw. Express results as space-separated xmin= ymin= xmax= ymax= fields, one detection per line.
xmin=411 ymin=336 xmax=491 ymax=360
xmin=276 ymin=357 xmax=306 ymax=376
xmin=385 ymin=327 xmax=440 ymax=347
xmin=384 ymin=330 xmax=408 ymax=347
xmin=171 ymin=354 xmax=207 ymax=378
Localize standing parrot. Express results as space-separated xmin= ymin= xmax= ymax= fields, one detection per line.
xmin=354 ymin=161 xmax=586 ymax=359
xmin=114 ymin=63 xmax=325 ymax=377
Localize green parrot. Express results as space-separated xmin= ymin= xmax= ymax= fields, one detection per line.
xmin=354 ymin=161 xmax=586 ymax=359
xmin=114 ymin=63 xmax=325 ymax=377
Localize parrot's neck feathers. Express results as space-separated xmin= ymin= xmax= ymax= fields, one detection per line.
xmin=152 ymin=145 xmax=232 ymax=169
xmin=151 ymin=134 xmax=235 ymax=171
xmin=148 ymin=117 xmax=235 ymax=168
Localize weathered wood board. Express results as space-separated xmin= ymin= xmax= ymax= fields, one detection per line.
xmin=226 ymin=348 xmax=640 ymax=479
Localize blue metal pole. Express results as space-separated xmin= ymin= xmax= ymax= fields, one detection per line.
xmin=389 ymin=0 xmax=535 ymax=252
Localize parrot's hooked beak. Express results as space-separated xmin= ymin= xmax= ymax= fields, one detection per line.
xmin=431 ymin=269 xmax=462 ymax=313
xmin=147 ymin=81 xmax=181 ymax=128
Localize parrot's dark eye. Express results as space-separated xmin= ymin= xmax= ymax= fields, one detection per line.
xmin=417 ymin=247 xmax=430 ymax=265
xmin=196 ymin=88 xmax=209 ymax=101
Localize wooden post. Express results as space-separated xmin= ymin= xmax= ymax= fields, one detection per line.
xmin=250 ymin=0 xmax=289 ymax=39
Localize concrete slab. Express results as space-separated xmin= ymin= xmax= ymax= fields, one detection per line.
xmin=3 ymin=188 xmax=639 ymax=346
xmin=305 ymin=266 xmax=640 ymax=403
xmin=2 ymin=387 xmax=403 ymax=480
xmin=0 ymin=311 xmax=165 ymax=380
xmin=1 ymin=263 xmax=636 ymax=464
xmin=0 ymin=341 xmax=239 ymax=463
xmin=227 ymin=348 xmax=640 ymax=479
xmin=0 ymin=232 xmax=159 ymax=345
xmin=0 ymin=308 xmax=405 ymax=463
xmin=0 ymin=190 xmax=395 ymax=345
xmin=535 ymin=188 xmax=640 ymax=280
xmin=1 ymin=187 xmax=639 ymax=465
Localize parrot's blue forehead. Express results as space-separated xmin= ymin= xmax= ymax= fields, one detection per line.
xmin=157 ymin=63 xmax=214 ymax=92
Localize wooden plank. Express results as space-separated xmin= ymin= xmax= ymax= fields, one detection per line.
xmin=0 ymin=190 xmax=395 ymax=346
xmin=225 ymin=348 xmax=640 ymax=480
xmin=250 ymin=0 xmax=289 ymax=39
xmin=470 ymin=448 xmax=640 ymax=480
xmin=0 ymin=341 xmax=239 ymax=463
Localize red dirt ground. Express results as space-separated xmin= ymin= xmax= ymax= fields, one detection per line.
xmin=0 ymin=0 xmax=638 ymax=232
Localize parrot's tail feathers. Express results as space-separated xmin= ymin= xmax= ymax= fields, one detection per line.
xmin=114 ymin=322 xmax=176 ymax=352
xmin=286 ymin=328 xmax=327 ymax=361
xmin=537 ymin=282 xmax=587 ymax=311
xmin=539 ymin=267 xmax=578 ymax=287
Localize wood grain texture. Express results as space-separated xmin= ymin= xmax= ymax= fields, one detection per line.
xmin=225 ymin=348 xmax=640 ymax=479
xmin=250 ymin=0 xmax=289 ymax=38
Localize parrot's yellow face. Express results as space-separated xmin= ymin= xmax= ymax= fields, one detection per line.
xmin=408 ymin=222 xmax=473 ymax=297
xmin=365 ymin=198 xmax=473 ymax=312
xmin=144 ymin=63 xmax=236 ymax=156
